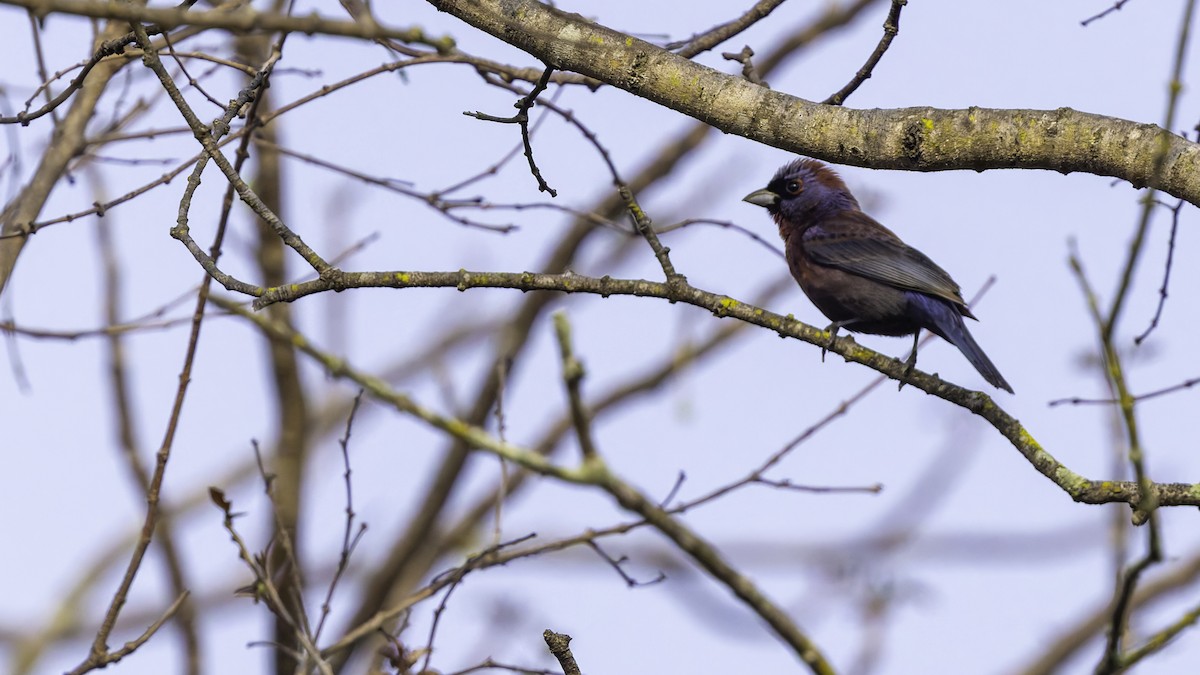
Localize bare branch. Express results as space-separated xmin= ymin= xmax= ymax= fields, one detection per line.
xmin=543 ymin=630 xmax=582 ymax=675
xmin=670 ymin=0 xmax=790 ymax=58
xmin=823 ymin=0 xmax=905 ymax=106
xmin=427 ymin=0 xmax=1200 ymax=205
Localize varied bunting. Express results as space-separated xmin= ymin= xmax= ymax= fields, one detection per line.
xmin=743 ymin=158 xmax=1013 ymax=393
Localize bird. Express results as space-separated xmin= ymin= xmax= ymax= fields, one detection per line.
xmin=742 ymin=158 xmax=1013 ymax=393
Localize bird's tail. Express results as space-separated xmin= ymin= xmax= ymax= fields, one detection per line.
xmin=913 ymin=294 xmax=1014 ymax=393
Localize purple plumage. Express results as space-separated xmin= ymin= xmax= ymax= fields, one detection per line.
xmin=744 ymin=158 xmax=1012 ymax=393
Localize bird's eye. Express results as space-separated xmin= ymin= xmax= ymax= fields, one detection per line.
xmin=785 ymin=180 xmax=802 ymax=195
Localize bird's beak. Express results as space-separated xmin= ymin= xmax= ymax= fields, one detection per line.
xmin=742 ymin=188 xmax=779 ymax=208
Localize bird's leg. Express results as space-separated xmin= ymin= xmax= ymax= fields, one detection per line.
xmin=821 ymin=321 xmax=847 ymax=362
xmin=898 ymin=330 xmax=920 ymax=391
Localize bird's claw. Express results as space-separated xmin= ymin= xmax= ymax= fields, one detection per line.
xmin=898 ymin=333 xmax=919 ymax=391
xmin=821 ymin=323 xmax=841 ymax=363
xmin=898 ymin=360 xmax=913 ymax=391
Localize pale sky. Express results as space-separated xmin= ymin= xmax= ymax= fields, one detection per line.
xmin=1 ymin=1 xmax=1198 ymax=674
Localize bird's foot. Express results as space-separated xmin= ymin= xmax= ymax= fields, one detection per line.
xmin=898 ymin=355 xmax=916 ymax=391
xmin=899 ymin=333 xmax=919 ymax=391
xmin=821 ymin=323 xmax=842 ymax=363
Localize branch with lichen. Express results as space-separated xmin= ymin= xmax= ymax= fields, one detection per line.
xmin=427 ymin=0 xmax=1200 ymax=205
xmin=1 ymin=0 xmax=457 ymax=53
xmin=227 ymin=283 xmax=1200 ymax=505
xmin=7 ymin=0 xmax=1198 ymax=204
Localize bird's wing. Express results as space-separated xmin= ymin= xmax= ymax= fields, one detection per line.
xmin=802 ymin=211 xmax=972 ymax=312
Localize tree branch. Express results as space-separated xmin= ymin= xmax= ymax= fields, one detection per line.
xmin=2 ymin=0 xmax=456 ymax=51
xmin=221 ymin=277 xmax=1200 ymax=511
xmin=425 ymin=0 xmax=1200 ymax=204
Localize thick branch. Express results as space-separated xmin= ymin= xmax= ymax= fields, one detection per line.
xmin=2 ymin=0 xmax=456 ymax=51
xmin=427 ymin=0 xmax=1200 ymax=205
xmin=8 ymin=1 xmax=1198 ymax=201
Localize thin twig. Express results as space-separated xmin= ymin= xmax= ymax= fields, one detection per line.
xmin=1133 ymin=198 xmax=1184 ymax=344
xmin=417 ymin=535 xmax=537 ymax=673
xmin=209 ymin=485 xmax=334 ymax=675
xmin=3 ymin=27 xmax=143 ymax=125
xmin=0 ymin=316 xmax=199 ymax=340
xmin=25 ymin=10 xmax=61 ymax=126
xmin=1048 ymin=375 xmax=1200 ymax=407
xmin=586 ymin=540 xmax=666 ymax=587
xmin=314 ymin=391 xmax=367 ymax=642
xmin=552 ymin=312 xmax=598 ymax=461
xmin=74 ymin=592 xmax=191 ymax=672
xmin=656 ymin=217 xmax=785 ymax=260
xmin=670 ymin=0 xmax=789 ymax=58
xmin=161 ymin=31 xmax=224 ymax=110
xmin=823 ymin=0 xmax=905 ymax=106
xmin=437 ymin=86 xmax=560 ymax=196
xmin=1081 ymin=0 xmax=1135 ymax=26
xmin=464 ymin=66 xmax=558 ymax=196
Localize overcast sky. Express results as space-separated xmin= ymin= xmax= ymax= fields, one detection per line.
xmin=1 ymin=1 xmax=1198 ymax=674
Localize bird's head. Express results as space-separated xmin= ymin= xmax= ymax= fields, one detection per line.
xmin=742 ymin=158 xmax=859 ymax=227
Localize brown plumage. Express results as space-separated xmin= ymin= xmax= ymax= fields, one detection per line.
xmin=743 ymin=159 xmax=1012 ymax=393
